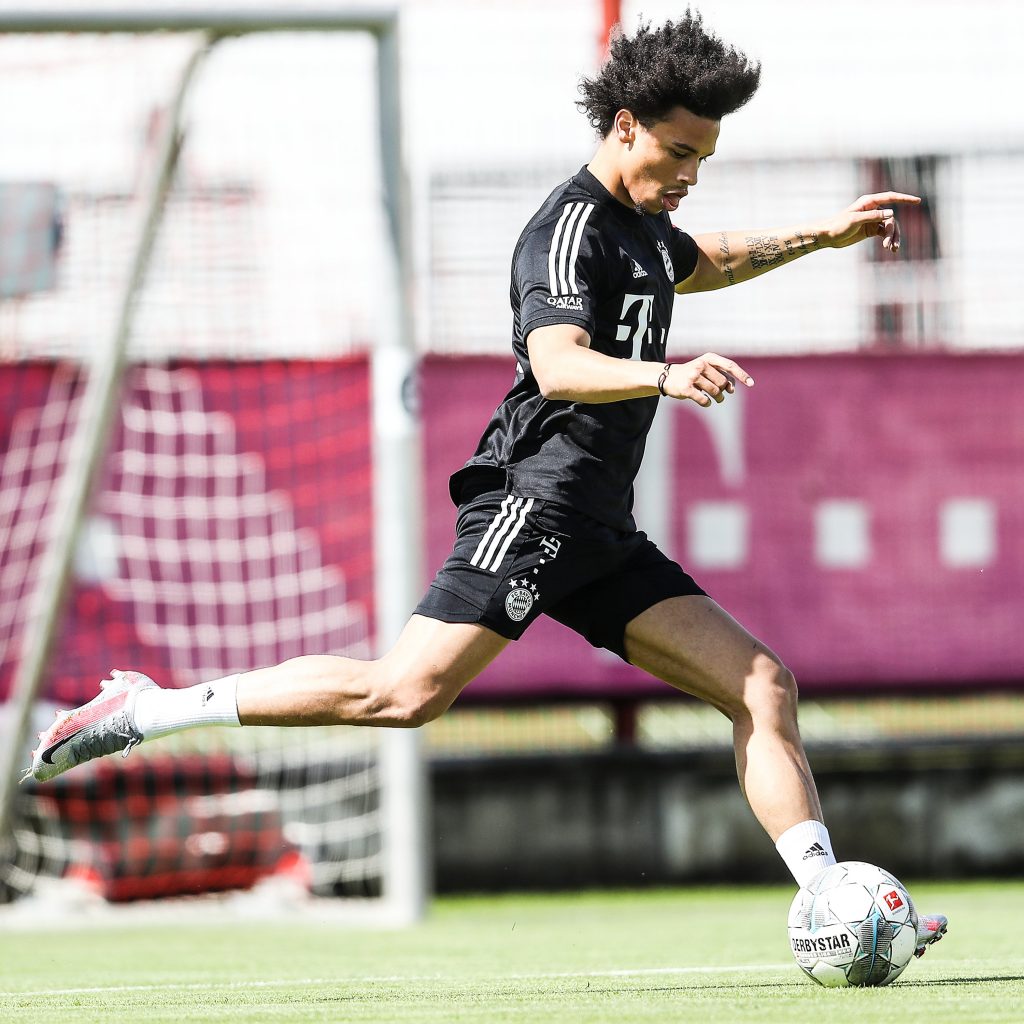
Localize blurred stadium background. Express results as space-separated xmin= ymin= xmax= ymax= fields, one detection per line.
xmin=1 ymin=0 xmax=1023 ymax=921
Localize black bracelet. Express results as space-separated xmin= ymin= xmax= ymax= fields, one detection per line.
xmin=657 ymin=363 xmax=672 ymax=397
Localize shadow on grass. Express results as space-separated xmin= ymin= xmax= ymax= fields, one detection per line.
xmin=295 ymin=973 xmax=1024 ymax=1005
xmin=896 ymin=974 xmax=1024 ymax=987
xmin=594 ymin=973 xmax=1024 ymax=995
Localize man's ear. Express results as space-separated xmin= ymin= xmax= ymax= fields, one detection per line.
xmin=613 ymin=109 xmax=636 ymax=147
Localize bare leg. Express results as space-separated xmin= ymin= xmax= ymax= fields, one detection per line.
xmin=237 ymin=614 xmax=509 ymax=728
xmin=624 ymin=595 xmax=821 ymax=841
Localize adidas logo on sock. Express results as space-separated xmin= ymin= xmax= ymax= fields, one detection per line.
xmin=201 ymin=686 xmax=215 ymax=706
xmin=802 ymin=842 xmax=827 ymax=860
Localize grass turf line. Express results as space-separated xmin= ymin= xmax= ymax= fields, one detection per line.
xmin=1 ymin=881 xmax=1021 ymax=1023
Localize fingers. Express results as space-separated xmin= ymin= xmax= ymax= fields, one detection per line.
xmin=849 ymin=192 xmax=922 ymax=211
xmin=670 ymin=354 xmax=755 ymax=407
xmin=878 ymin=209 xmax=899 ymax=252
xmin=850 ymin=208 xmax=893 ymax=223
xmin=701 ymin=352 xmax=755 ymax=388
xmin=683 ymin=385 xmax=714 ymax=407
xmin=884 ymin=213 xmax=901 ymax=252
xmin=851 ymin=208 xmax=902 ymax=252
xmin=695 ymin=372 xmax=726 ymax=403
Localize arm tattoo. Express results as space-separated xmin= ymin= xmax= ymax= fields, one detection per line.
xmin=718 ymin=232 xmax=737 ymax=286
xmin=794 ymin=230 xmax=821 ymax=256
xmin=745 ymin=234 xmax=786 ymax=270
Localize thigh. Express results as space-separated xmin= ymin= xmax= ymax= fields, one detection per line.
xmin=623 ymin=595 xmax=785 ymax=714
xmin=546 ymin=533 xmax=704 ymax=659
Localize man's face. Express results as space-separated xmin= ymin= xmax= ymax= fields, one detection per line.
xmin=617 ymin=105 xmax=720 ymax=215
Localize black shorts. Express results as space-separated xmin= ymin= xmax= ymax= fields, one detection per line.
xmin=415 ymin=489 xmax=706 ymax=661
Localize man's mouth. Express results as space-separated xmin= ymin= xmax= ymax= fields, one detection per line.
xmin=661 ymin=189 xmax=688 ymax=212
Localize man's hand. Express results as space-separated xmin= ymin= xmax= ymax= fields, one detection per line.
xmin=820 ymin=192 xmax=922 ymax=253
xmin=661 ymin=353 xmax=755 ymax=407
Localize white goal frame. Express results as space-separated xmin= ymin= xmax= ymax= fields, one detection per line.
xmin=0 ymin=7 xmax=426 ymax=924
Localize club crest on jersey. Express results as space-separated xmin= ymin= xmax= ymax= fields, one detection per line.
xmin=505 ymin=578 xmax=539 ymax=622
xmin=547 ymin=295 xmax=584 ymax=311
xmin=656 ymin=240 xmax=674 ymax=281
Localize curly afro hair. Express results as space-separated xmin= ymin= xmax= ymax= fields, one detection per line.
xmin=578 ymin=10 xmax=761 ymax=136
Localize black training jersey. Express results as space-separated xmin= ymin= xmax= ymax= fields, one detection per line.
xmin=450 ymin=166 xmax=699 ymax=531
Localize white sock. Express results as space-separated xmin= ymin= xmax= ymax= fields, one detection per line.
xmin=133 ymin=674 xmax=241 ymax=740
xmin=775 ymin=819 xmax=837 ymax=888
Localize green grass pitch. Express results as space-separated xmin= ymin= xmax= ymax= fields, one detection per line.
xmin=2 ymin=881 xmax=1021 ymax=1023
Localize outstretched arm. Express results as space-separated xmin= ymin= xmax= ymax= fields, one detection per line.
xmin=675 ymin=192 xmax=921 ymax=295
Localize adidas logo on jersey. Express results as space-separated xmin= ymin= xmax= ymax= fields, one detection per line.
xmin=546 ymin=295 xmax=584 ymax=311
xmin=631 ymin=259 xmax=648 ymax=279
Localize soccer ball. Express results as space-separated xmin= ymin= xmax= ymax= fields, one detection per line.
xmin=788 ymin=860 xmax=919 ymax=987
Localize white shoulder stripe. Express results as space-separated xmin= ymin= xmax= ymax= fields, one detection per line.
xmin=556 ymin=202 xmax=586 ymax=295
xmin=547 ymin=201 xmax=595 ymax=296
xmin=547 ymin=203 xmax=577 ymax=296
xmin=566 ymin=202 xmax=595 ymax=294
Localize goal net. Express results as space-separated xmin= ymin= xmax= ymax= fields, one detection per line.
xmin=0 ymin=12 xmax=424 ymax=920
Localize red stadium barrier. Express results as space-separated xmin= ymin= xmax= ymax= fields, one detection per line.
xmin=1 ymin=354 xmax=1021 ymax=706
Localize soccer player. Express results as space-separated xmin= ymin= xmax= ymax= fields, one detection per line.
xmin=27 ymin=11 xmax=945 ymax=954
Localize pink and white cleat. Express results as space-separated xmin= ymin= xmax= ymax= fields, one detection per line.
xmin=915 ymin=913 xmax=948 ymax=957
xmin=24 ymin=670 xmax=158 ymax=783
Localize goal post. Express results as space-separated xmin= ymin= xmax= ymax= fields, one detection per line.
xmin=0 ymin=8 xmax=426 ymax=923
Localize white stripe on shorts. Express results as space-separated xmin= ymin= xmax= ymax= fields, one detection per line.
xmin=469 ymin=496 xmax=535 ymax=573
xmin=485 ymin=497 xmax=534 ymax=571
xmin=470 ymin=494 xmax=516 ymax=568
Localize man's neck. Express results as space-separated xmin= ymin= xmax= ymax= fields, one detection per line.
xmin=586 ymin=143 xmax=633 ymax=210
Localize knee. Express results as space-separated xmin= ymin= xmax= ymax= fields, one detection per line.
xmin=740 ymin=659 xmax=799 ymax=725
xmin=389 ymin=688 xmax=451 ymax=728
xmin=369 ymin=667 xmax=454 ymax=728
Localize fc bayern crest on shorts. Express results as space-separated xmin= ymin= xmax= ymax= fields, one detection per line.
xmin=505 ymin=579 xmax=539 ymax=622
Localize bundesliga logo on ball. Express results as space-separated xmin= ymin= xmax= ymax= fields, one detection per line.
xmin=788 ymin=861 xmax=919 ymax=987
